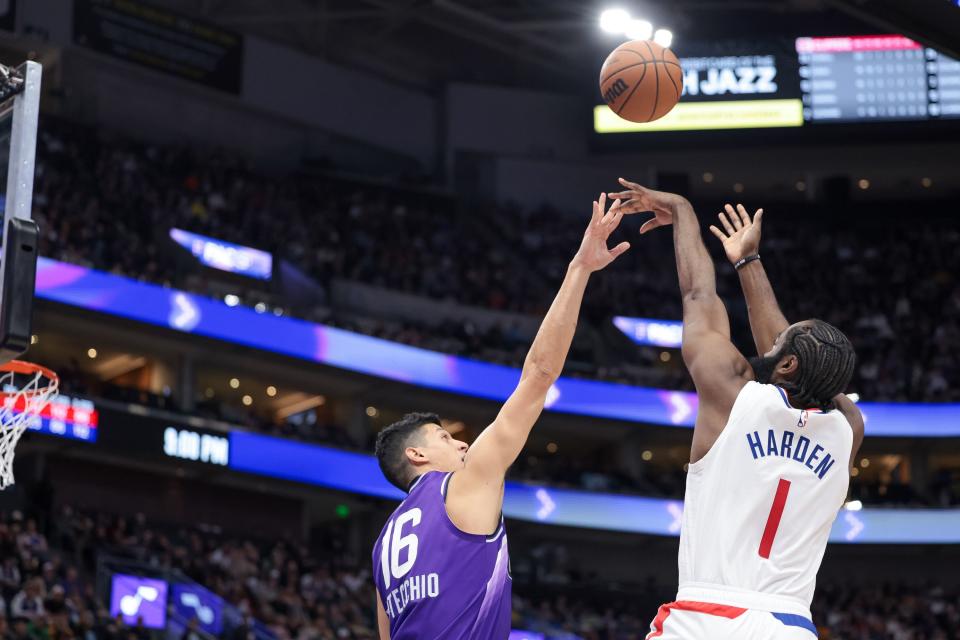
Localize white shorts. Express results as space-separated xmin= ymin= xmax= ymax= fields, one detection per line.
xmin=646 ymin=600 xmax=818 ymax=639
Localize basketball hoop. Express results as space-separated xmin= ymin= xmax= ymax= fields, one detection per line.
xmin=0 ymin=360 xmax=58 ymax=489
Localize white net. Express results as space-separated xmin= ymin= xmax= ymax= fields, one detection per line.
xmin=0 ymin=362 xmax=58 ymax=489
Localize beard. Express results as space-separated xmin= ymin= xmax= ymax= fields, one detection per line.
xmin=748 ymin=352 xmax=782 ymax=384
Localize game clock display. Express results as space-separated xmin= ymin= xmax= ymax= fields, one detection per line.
xmin=796 ymin=35 xmax=960 ymax=122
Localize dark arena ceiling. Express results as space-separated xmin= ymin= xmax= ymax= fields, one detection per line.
xmin=153 ymin=0 xmax=960 ymax=91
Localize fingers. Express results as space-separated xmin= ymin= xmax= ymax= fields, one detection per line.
xmin=609 ymin=199 xmax=625 ymax=229
xmin=607 ymin=190 xmax=634 ymax=200
xmin=736 ymin=203 xmax=751 ymax=227
xmin=608 ymin=241 xmax=630 ymax=260
xmin=718 ymin=209 xmax=736 ymax=235
xmin=591 ymin=199 xmax=601 ymax=225
xmin=618 ymin=177 xmax=644 ymax=191
xmin=639 ymin=218 xmax=662 ymax=235
xmin=600 ymin=198 xmax=622 ymax=228
xmin=708 ymin=225 xmax=727 ymax=242
xmin=616 ymin=199 xmax=649 ymax=215
xmin=723 ymin=204 xmax=743 ymax=231
xmin=754 ymin=208 xmax=764 ymax=229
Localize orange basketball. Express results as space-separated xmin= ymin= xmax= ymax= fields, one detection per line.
xmin=599 ymin=40 xmax=683 ymax=123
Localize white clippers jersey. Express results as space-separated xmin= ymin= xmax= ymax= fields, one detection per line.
xmin=678 ymin=381 xmax=852 ymax=610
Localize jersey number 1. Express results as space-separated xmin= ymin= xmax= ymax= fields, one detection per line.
xmin=758 ymin=478 xmax=791 ymax=559
xmin=380 ymin=508 xmax=422 ymax=588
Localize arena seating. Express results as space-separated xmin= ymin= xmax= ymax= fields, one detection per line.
xmin=0 ymin=506 xmax=956 ymax=639
xmin=33 ymin=119 xmax=960 ymax=403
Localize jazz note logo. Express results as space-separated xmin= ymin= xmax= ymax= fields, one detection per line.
xmin=172 ymin=584 xmax=223 ymax=634
xmin=110 ymin=575 xmax=168 ymax=629
xmin=120 ymin=585 xmax=160 ymax=616
xmin=179 ymin=592 xmax=215 ymax=624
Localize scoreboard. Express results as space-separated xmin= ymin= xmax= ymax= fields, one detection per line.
xmin=595 ymin=34 xmax=960 ymax=133
xmin=797 ymin=35 xmax=960 ymax=122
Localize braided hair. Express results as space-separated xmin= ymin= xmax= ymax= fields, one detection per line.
xmin=779 ymin=320 xmax=856 ymax=412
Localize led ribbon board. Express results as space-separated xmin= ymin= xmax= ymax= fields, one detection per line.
xmin=169 ymin=228 xmax=272 ymax=280
xmin=228 ymin=432 xmax=960 ymax=544
xmin=595 ymin=99 xmax=804 ymax=132
xmin=8 ymin=391 xmax=98 ymax=442
xmin=35 ymin=258 xmax=960 ymax=436
xmin=613 ymin=316 xmax=683 ymax=348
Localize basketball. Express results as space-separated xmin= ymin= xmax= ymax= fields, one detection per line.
xmin=599 ymin=39 xmax=683 ymax=123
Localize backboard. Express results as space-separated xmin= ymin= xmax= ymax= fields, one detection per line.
xmin=0 ymin=61 xmax=41 ymax=364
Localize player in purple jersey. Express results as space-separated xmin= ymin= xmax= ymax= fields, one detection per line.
xmin=371 ymin=194 xmax=632 ymax=640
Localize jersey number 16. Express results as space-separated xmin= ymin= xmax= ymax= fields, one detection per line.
xmin=380 ymin=508 xmax=422 ymax=588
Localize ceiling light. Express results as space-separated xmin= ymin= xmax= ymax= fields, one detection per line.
xmin=242 ymin=395 xmax=253 ymax=406
xmin=653 ymin=28 xmax=673 ymax=48
xmin=266 ymin=386 xmax=277 ymax=397
xmin=224 ymin=294 xmax=240 ymax=307
xmin=229 ymin=378 xmax=240 ymax=389
xmin=624 ymin=18 xmax=653 ymax=41
xmin=87 ymin=348 xmax=98 ymax=359
xmin=599 ymin=8 xmax=630 ymax=34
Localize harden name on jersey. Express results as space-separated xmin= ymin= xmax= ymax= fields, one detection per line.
xmin=746 ymin=429 xmax=838 ymax=480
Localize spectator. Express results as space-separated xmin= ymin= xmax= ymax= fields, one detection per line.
xmin=10 ymin=578 xmax=45 ymax=620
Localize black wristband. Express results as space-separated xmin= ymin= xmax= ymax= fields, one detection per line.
xmin=734 ymin=254 xmax=760 ymax=270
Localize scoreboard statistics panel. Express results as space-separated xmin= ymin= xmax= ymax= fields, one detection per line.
xmin=595 ymin=34 xmax=960 ymax=133
xmin=797 ymin=35 xmax=960 ymax=122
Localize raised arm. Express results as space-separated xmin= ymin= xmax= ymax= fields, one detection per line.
xmin=446 ymin=195 xmax=631 ymax=534
xmin=610 ymin=179 xmax=750 ymax=461
xmin=609 ymin=179 xmax=731 ymax=338
xmin=710 ymin=204 xmax=863 ymax=466
xmin=709 ymin=204 xmax=788 ymax=355
xmin=376 ymin=593 xmax=390 ymax=640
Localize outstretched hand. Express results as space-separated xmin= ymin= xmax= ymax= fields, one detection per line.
xmin=570 ymin=193 xmax=631 ymax=272
xmin=607 ymin=177 xmax=685 ymax=235
xmin=708 ymin=203 xmax=764 ymax=264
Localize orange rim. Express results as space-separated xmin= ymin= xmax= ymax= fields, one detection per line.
xmin=0 ymin=360 xmax=59 ymax=397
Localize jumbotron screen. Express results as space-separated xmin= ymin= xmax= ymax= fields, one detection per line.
xmin=594 ymin=34 xmax=960 ymax=133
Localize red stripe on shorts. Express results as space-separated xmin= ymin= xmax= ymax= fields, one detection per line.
xmin=646 ymin=600 xmax=747 ymax=638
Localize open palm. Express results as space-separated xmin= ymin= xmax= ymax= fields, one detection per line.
xmin=709 ymin=203 xmax=764 ymax=264
xmin=570 ymin=193 xmax=632 ymax=273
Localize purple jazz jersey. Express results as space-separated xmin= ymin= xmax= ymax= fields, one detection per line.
xmin=373 ymin=471 xmax=512 ymax=640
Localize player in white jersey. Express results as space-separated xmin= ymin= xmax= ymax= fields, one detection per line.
xmin=609 ymin=182 xmax=865 ymax=639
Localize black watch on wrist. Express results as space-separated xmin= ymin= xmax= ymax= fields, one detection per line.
xmin=734 ymin=254 xmax=760 ymax=270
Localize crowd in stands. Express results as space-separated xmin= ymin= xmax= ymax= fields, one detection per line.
xmin=1 ymin=503 xmax=958 ymax=640
xmin=32 ymin=118 xmax=960 ymax=402
xmin=49 ymin=330 xmax=960 ymax=509
xmin=0 ymin=505 xmax=377 ymax=640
